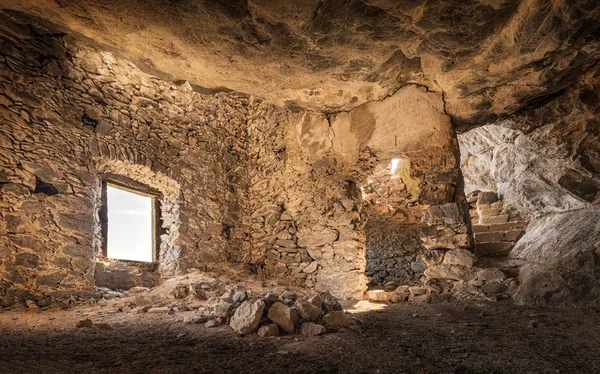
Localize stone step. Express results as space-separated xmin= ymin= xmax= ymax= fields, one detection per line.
xmin=472 ymin=221 xmax=527 ymax=233
xmin=475 ymin=241 xmax=514 ymax=257
xmin=474 ymin=230 xmax=525 ymax=243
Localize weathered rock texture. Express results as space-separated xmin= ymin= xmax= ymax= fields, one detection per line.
xmin=365 ymin=218 xmax=426 ymax=286
xmin=0 ymin=0 xmax=598 ymax=129
xmin=247 ymin=84 xmax=469 ymax=299
xmin=9 ymin=2 xmax=597 ymax=307
xmin=0 ymin=11 xmax=248 ymax=306
xmin=459 ymin=63 xmax=600 ymax=305
xmin=512 ymin=206 xmax=600 ymax=306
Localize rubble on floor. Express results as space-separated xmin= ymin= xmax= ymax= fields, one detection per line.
xmin=76 ymin=271 xmax=358 ymax=338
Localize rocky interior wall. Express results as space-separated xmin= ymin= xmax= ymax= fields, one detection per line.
xmin=364 ymin=217 xmax=426 ymax=286
xmin=458 ymin=68 xmax=600 ymax=306
xmin=0 ymin=12 xmax=248 ymax=306
xmin=247 ymin=84 xmax=476 ymax=299
xmin=247 ymin=101 xmax=368 ymax=299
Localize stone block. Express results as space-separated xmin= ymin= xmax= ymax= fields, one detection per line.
xmin=472 ymin=225 xmax=488 ymax=233
xmin=296 ymin=299 xmax=322 ymax=321
xmin=296 ymin=228 xmax=338 ymax=248
xmin=257 ymin=323 xmax=279 ymax=337
xmin=442 ymin=249 xmax=474 ymax=268
xmin=488 ymin=222 xmax=526 ymax=231
xmin=229 ymin=299 xmax=265 ymax=335
xmin=267 ymin=302 xmax=298 ymax=334
xmin=477 ymin=191 xmax=498 ymax=204
xmin=322 ymin=311 xmax=353 ymax=328
xmin=424 ymin=203 xmax=466 ymax=226
xmin=504 ymin=230 xmax=525 ymax=241
xmin=300 ymin=322 xmax=326 ymax=336
xmin=474 ymin=231 xmax=504 ymax=242
xmin=478 ymin=208 xmax=502 ymax=217
xmin=479 ymin=214 xmax=509 ymax=225
xmin=475 ymin=241 xmax=513 ymax=256
xmin=424 ymin=264 xmax=473 ymax=281
xmin=365 ymin=290 xmax=407 ymax=303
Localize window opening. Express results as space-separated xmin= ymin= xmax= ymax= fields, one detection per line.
xmin=106 ymin=183 xmax=155 ymax=262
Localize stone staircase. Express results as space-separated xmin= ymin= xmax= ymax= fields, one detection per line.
xmin=468 ymin=191 xmax=528 ymax=277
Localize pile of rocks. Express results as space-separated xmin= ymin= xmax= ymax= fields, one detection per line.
xmin=423 ymin=248 xmax=518 ymax=301
xmin=228 ymin=290 xmax=355 ymax=337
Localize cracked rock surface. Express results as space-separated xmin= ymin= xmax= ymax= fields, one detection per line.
xmin=1 ymin=0 xmax=598 ymax=127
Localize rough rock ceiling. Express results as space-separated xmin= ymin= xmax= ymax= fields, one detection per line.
xmin=1 ymin=0 xmax=599 ymax=129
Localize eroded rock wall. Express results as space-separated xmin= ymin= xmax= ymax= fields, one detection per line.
xmin=459 ymin=69 xmax=600 ymax=306
xmin=0 ymin=12 xmax=248 ymax=306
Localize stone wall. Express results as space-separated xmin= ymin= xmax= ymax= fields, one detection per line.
xmin=1 ymin=11 xmax=479 ymax=305
xmin=0 ymin=11 xmax=248 ymax=306
xmin=365 ymin=217 xmax=426 ymax=286
xmin=246 ymin=85 xmax=473 ymax=299
xmin=467 ymin=191 xmax=527 ymax=259
xmin=246 ymin=102 xmax=367 ymax=299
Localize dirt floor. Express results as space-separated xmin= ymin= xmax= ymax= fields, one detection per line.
xmin=1 ymin=300 xmax=599 ymax=374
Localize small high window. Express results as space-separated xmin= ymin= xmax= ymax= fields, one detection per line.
xmin=104 ymin=183 xmax=156 ymax=262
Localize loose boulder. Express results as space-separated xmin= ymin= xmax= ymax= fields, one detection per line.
xmin=257 ymin=323 xmax=279 ymax=337
xmin=296 ymin=299 xmax=322 ymax=321
xmin=229 ymin=299 xmax=265 ymax=334
xmin=323 ymin=311 xmax=353 ymax=328
xmin=267 ymin=302 xmax=298 ymax=333
xmin=300 ymin=322 xmax=326 ymax=336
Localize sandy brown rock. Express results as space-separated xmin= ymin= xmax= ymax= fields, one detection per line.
xmin=229 ymin=299 xmax=265 ymax=334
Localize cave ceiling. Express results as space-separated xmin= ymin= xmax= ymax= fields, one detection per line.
xmin=1 ymin=0 xmax=599 ymax=130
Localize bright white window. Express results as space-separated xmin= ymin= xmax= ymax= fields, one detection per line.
xmin=390 ymin=158 xmax=400 ymax=174
xmin=106 ymin=184 xmax=154 ymax=262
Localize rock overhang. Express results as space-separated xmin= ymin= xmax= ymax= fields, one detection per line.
xmin=0 ymin=0 xmax=598 ymax=130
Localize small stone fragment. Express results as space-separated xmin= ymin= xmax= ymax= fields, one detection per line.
xmin=232 ymin=290 xmax=247 ymax=303
xmin=213 ymin=301 xmax=233 ymax=318
xmin=172 ymin=284 xmax=189 ymax=299
xmin=147 ymin=307 xmax=172 ymax=313
xmin=76 ymin=318 xmax=93 ymax=328
xmin=302 ymin=261 xmax=318 ymax=273
xmin=319 ymin=291 xmax=342 ymax=313
xmin=300 ymin=322 xmax=326 ymax=336
xmin=205 ymin=320 xmax=220 ymax=328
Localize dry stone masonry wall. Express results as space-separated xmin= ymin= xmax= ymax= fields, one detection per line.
xmin=0 ymin=11 xmax=248 ymax=307
xmin=246 ymin=102 xmax=368 ymax=299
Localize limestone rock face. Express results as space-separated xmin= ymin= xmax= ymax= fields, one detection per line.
xmin=459 ymin=79 xmax=600 ymax=217
xmin=2 ymin=0 xmax=598 ymax=126
xmin=229 ymin=299 xmax=265 ymax=334
xmin=512 ymin=206 xmax=600 ymax=306
xmin=459 ymin=124 xmax=592 ymax=216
